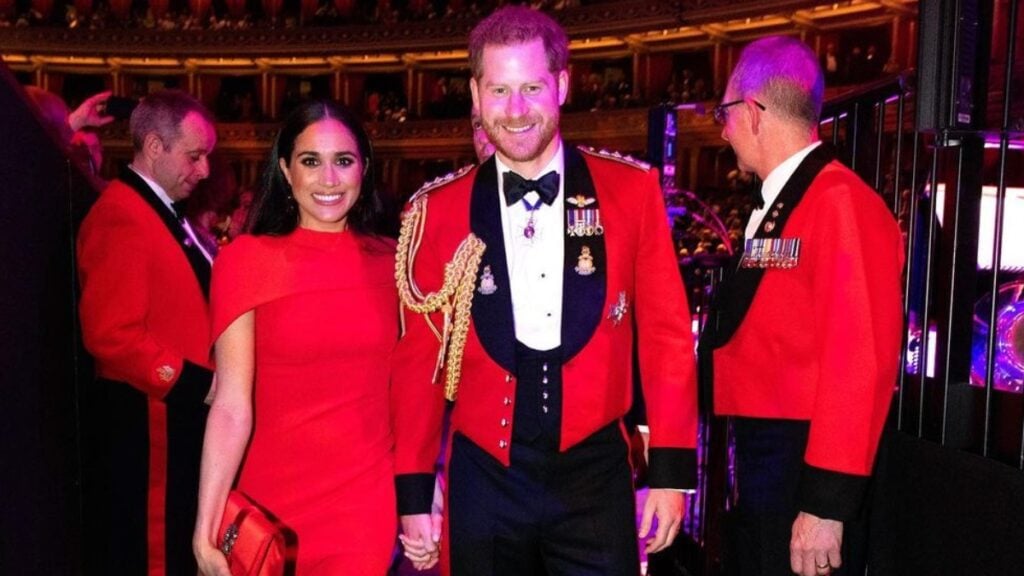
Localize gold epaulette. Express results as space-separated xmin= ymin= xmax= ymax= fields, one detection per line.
xmin=395 ymin=185 xmax=485 ymax=402
xmin=578 ymin=145 xmax=651 ymax=171
xmin=408 ymin=164 xmax=475 ymax=204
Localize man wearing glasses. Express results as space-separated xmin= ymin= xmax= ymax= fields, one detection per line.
xmin=700 ymin=36 xmax=904 ymax=576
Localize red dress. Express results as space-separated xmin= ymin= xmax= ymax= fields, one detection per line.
xmin=211 ymin=227 xmax=398 ymax=575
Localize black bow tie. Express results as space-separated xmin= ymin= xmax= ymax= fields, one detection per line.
xmin=751 ymin=183 xmax=765 ymax=211
xmin=503 ymin=170 xmax=560 ymax=207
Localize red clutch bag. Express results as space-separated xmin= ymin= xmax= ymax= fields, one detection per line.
xmin=218 ymin=490 xmax=287 ymax=576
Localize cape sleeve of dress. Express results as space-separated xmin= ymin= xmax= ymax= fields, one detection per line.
xmin=209 ymin=234 xmax=289 ymax=346
xmin=209 ymin=233 xmax=399 ymax=347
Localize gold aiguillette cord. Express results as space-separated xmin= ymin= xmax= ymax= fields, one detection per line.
xmin=396 ymin=196 xmax=485 ymax=401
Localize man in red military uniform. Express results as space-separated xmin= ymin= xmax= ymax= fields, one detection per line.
xmin=392 ymin=7 xmax=698 ymax=575
xmin=77 ymin=90 xmax=217 ymax=576
xmin=700 ymin=36 xmax=904 ymax=576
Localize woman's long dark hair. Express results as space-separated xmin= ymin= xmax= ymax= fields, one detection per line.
xmin=246 ymin=100 xmax=384 ymax=236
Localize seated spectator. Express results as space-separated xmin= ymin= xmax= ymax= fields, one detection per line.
xmin=845 ymin=45 xmax=865 ymax=84
xmin=821 ymin=42 xmax=841 ymax=85
xmin=226 ymin=186 xmax=254 ymax=241
xmin=863 ymin=43 xmax=884 ymax=78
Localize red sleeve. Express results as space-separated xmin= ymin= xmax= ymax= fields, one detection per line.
xmin=390 ymin=208 xmax=451 ymax=514
xmin=803 ymin=171 xmax=904 ymax=476
xmin=632 ymin=168 xmax=700 ymax=486
xmin=78 ymin=200 xmax=181 ymax=398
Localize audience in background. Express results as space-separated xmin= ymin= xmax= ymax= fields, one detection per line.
xmin=10 ymin=0 xmax=598 ymax=29
xmin=821 ymin=42 xmax=841 ymax=85
xmin=224 ymin=187 xmax=254 ymax=241
xmin=184 ymin=153 xmax=238 ymax=255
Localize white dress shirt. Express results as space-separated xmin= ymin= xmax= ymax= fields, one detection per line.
xmin=745 ymin=141 xmax=822 ymax=240
xmin=129 ymin=165 xmax=214 ymax=263
xmin=495 ymin=144 xmax=565 ymax=351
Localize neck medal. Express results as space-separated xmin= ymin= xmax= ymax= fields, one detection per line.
xmin=522 ymin=196 xmax=542 ymax=239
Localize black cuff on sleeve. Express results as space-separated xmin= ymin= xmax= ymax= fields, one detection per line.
xmin=163 ymin=360 xmax=213 ymax=407
xmin=396 ymin=473 xmax=436 ymax=516
xmin=647 ymin=447 xmax=697 ymax=489
xmin=796 ymin=463 xmax=869 ymax=521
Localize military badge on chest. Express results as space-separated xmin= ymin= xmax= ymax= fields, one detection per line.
xmin=761 ymin=201 xmax=785 ymax=235
xmin=478 ymin=265 xmax=498 ymax=295
xmin=561 ymin=181 xmax=606 ymax=284
xmin=607 ymin=291 xmax=629 ymax=325
xmin=566 ymin=194 xmax=604 ymax=238
xmin=738 ymin=200 xmax=802 ymax=268
xmin=739 ymin=237 xmax=801 ymax=269
xmin=575 ymin=246 xmax=596 ymax=276
xmin=565 ymin=192 xmax=602 ymax=276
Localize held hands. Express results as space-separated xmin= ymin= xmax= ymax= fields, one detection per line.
xmin=193 ymin=536 xmax=231 ymax=576
xmin=399 ymin=513 xmax=441 ymax=571
xmin=789 ymin=511 xmax=844 ymax=576
xmin=638 ymin=488 xmax=685 ymax=554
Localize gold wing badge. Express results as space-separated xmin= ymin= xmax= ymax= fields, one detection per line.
xmin=395 ymin=192 xmax=485 ymax=401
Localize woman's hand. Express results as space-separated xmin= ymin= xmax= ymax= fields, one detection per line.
xmin=194 ymin=537 xmax=232 ymax=576
xmin=399 ymin=513 xmax=440 ymax=570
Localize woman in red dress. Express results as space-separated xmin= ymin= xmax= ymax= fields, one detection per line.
xmin=193 ymin=100 xmax=397 ymax=575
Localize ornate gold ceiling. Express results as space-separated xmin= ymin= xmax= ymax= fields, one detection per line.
xmin=1 ymin=0 xmax=917 ymax=76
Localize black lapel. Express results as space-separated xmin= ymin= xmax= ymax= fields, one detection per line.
xmin=561 ymin=146 xmax=606 ymax=361
xmin=469 ymin=157 xmax=516 ymax=372
xmin=120 ymin=167 xmax=212 ymax=299
xmin=700 ymin=144 xmax=834 ymax=351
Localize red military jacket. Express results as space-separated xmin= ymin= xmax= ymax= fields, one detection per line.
xmin=391 ymin=146 xmax=698 ymax=513
xmin=78 ymin=176 xmax=212 ymax=389
xmin=709 ymin=156 xmax=904 ymax=519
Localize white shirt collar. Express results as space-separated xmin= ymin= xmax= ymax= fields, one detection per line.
xmin=760 ymin=141 xmax=822 ymax=209
xmin=129 ymin=164 xmax=176 ymax=212
xmin=745 ymin=141 xmax=822 ymax=239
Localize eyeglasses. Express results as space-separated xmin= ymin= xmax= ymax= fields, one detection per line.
xmin=712 ymin=99 xmax=766 ymax=125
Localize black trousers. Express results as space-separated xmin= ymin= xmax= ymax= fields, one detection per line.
xmin=723 ymin=418 xmax=866 ymax=576
xmin=448 ymin=423 xmax=639 ymax=576
xmin=81 ymin=378 xmax=207 ymax=575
